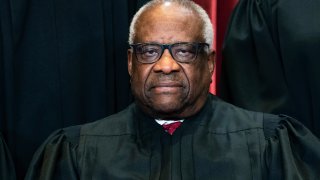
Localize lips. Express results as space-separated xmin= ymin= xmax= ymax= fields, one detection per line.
xmin=148 ymin=81 xmax=184 ymax=93
xmin=152 ymin=82 xmax=182 ymax=88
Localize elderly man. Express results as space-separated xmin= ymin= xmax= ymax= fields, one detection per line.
xmin=25 ymin=0 xmax=320 ymax=179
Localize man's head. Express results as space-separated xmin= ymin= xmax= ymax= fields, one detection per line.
xmin=128 ymin=0 xmax=215 ymax=119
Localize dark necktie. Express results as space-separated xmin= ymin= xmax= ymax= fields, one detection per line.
xmin=162 ymin=121 xmax=182 ymax=135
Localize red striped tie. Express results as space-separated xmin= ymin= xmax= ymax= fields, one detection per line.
xmin=162 ymin=121 xmax=182 ymax=135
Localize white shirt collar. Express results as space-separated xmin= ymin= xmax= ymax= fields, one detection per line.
xmin=155 ymin=119 xmax=184 ymax=125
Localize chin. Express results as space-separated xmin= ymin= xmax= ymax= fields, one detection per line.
xmin=149 ymin=103 xmax=184 ymax=118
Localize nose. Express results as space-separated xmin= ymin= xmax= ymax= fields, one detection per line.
xmin=153 ymin=49 xmax=180 ymax=74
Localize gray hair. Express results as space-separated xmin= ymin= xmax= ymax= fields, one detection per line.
xmin=128 ymin=0 xmax=214 ymax=50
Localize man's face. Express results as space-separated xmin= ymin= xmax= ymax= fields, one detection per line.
xmin=128 ymin=3 xmax=214 ymax=119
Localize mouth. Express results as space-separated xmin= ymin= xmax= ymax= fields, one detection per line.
xmin=149 ymin=82 xmax=184 ymax=93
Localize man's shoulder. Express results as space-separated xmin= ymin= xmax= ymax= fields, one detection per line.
xmin=56 ymin=103 xmax=136 ymax=141
xmin=205 ymin=95 xmax=276 ymax=133
xmin=208 ymin=94 xmax=290 ymax=138
xmin=80 ymin=103 xmax=137 ymax=136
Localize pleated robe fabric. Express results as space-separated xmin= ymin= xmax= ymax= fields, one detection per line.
xmin=0 ymin=133 xmax=16 ymax=180
xmin=219 ymin=0 xmax=320 ymax=137
xmin=0 ymin=0 xmax=149 ymax=178
xmin=25 ymin=94 xmax=320 ymax=180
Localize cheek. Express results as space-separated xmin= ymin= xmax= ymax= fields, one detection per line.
xmin=187 ymin=64 xmax=211 ymax=90
xmin=131 ymin=64 xmax=153 ymax=93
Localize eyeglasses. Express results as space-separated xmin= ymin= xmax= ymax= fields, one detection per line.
xmin=130 ymin=42 xmax=209 ymax=64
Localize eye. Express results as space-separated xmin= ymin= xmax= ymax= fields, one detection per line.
xmin=174 ymin=45 xmax=196 ymax=58
xmin=176 ymin=49 xmax=194 ymax=57
xmin=136 ymin=45 xmax=160 ymax=57
xmin=142 ymin=48 xmax=159 ymax=57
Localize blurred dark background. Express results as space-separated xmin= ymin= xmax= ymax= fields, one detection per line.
xmin=0 ymin=0 xmax=149 ymax=178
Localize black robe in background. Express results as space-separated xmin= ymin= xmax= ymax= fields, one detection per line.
xmin=25 ymin=94 xmax=320 ymax=180
xmin=219 ymin=0 xmax=320 ymax=137
xmin=0 ymin=133 xmax=16 ymax=180
xmin=0 ymin=1 xmax=149 ymax=178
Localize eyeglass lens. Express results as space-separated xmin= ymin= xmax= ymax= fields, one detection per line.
xmin=133 ymin=43 xmax=205 ymax=63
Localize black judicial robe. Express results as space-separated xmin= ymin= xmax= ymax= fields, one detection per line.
xmin=219 ymin=0 xmax=320 ymax=138
xmin=0 ymin=133 xmax=16 ymax=180
xmin=25 ymin=95 xmax=320 ymax=180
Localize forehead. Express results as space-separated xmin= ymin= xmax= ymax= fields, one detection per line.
xmin=134 ymin=3 xmax=204 ymax=43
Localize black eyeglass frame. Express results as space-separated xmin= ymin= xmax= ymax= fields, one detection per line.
xmin=129 ymin=42 xmax=210 ymax=64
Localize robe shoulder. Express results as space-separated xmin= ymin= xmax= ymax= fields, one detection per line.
xmin=25 ymin=125 xmax=81 ymax=180
xmin=263 ymin=114 xmax=320 ymax=179
xmin=208 ymin=95 xmax=317 ymax=138
xmin=80 ymin=103 xmax=138 ymax=136
xmin=211 ymin=96 xmax=320 ymax=179
xmin=207 ymin=95 xmax=286 ymax=139
xmin=25 ymin=103 xmax=138 ymax=180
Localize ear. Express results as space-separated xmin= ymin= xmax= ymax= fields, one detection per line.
xmin=127 ymin=49 xmax=133 ymax=76
xmin=207 ymin=51 xmax=215 ymax=76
